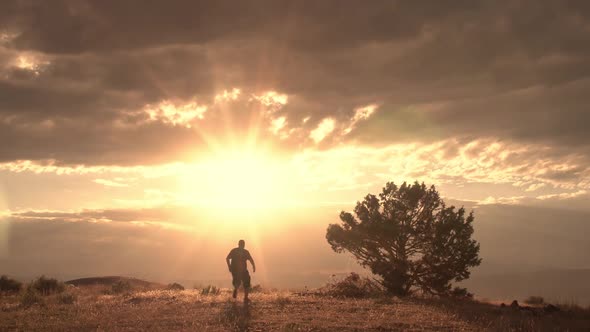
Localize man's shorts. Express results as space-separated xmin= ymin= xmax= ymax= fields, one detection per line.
xmin=231 ymin=270 xmax=251 ymax=289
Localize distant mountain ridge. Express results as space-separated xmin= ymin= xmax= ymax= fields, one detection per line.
xmin=66 ymin=276 xmax=164 ymax=289
xmin=463 ymin=268 xmax=590 ymax=305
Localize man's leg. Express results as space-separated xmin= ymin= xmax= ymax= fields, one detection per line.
xmin=231 ymin=271 xmax=239 ymax=299
xmin=243 ymin=271 xmax=251 ymax=302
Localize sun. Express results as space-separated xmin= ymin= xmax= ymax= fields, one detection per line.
xmin=179 ymin=149 xmax=297 ymax=211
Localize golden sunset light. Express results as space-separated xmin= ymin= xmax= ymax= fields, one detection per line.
xmin=1 ymin=1 xmax=590 ymax=330
xmin=179 ymin=149 xmax=296 ymax=210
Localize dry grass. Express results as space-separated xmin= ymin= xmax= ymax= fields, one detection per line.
xmin=414 ymin=297 xmax=590 ymax=332
xmin=1 ymin=286 xmax=589 ymax=331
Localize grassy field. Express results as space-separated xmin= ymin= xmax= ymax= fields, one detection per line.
xmin=1 ymin=285 xmax=589 ymax=331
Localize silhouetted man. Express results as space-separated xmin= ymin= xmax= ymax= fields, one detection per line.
xmin=226 ymin=239 xmax=256 ymax=302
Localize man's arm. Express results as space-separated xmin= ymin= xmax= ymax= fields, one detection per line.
xmin=226 ymin=251 xmax=232 ymax=272
xmin=247 ymin=252 xmax=256 ymax=273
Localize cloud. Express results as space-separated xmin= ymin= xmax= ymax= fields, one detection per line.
xmin=214 ymin=88 xmax=241 ymax=103
xmin=253 ymin=91 xmax=288 ymax=109
xmin=536 ymin=190 xmax=588 ymax=201
xmin=93 ymin=178 xmax=129 ymax=188
xmin=1 ymin=1 xmax=590 ymax=293
xmin=269 ymin=116 xmax=288 ymax=139
xmin=342 ymin=104 xmax=378 ymax=135
xmin=291 ymin=138 xmax=590 ymax=203
xmin=0 ymin=1 xmax=480 ymax=53
xmin=0 ymin=0 xmax=587 ymax=202
xmin=2 ymin=137 xmax=589 ymax=208
xmin=525 ymin=183 xmax=546 ymax=192
xmin=142 ymin=100 xmax=207 ymax=128
xmin=9 ymin=206 xmax=185 ymax=224
xmin=309 ymin=118 xmax=335 ymax=144
xmin=0 ymin=159 xmax=183 ymax=175
xmin=475 ymin=195 xmax=526 ymax=206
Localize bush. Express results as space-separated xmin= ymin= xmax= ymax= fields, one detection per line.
xmin=323 ymin=273 xmax=384 ymax=298
xmin=111 ymin=280 xmax=132 ymax=294
xmin=166 ymin=282 xmax=185 ymax=291
xmin=450 ymin=287 xmax=474 ymax=299
xmin=250 ymin=284 xmax=263 ymax=293
xmin=0 ymin=275 xmax=22 ymax=294
xmin=57 ymin=292 xmax=77 ymax=304
xmin=201 ymin=285 xmax=221 ymax=296
xmin=29 ymin=276 xmax=65 ymax=295
xmin=274 ymin=295 xmax=292 ymax=308
xmin=524 ymin=295 xmax=545 ymax=305
xmin=20 ymin=287 xmax=44 ymax=307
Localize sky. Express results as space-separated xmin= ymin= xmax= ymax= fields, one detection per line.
xmin=1 ymin=1 xmax=590 ymax=292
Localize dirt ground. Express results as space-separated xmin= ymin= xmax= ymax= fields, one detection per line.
xmin=1 ymin=288 xmax=588 ymax=331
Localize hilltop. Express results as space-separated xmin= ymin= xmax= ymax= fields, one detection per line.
xmin=1 ymin=276 xmax=589 ymax=331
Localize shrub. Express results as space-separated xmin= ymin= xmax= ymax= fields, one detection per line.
xmin=450 ymin=286 xmax=474 ymax=299
xmin=20 ymin=287 xmax=44 ymax=307
xmin=111 ymin=280 xmax=132 ymax=294
xmin=166 ymin=282 xmax=185 ymax=291
xmin=274 ymin=295 xmax=292 ymax=308
xmin=524 ymin=295 xmax=545 ymax=305
xmin=201 ymin=285 xmax=221 ymax=296
xmin=57 ymin=292 xmax=77 ymax=304
xmin=323 ymin=273 xmax=384 ymax=298
xmin=250 ymin=284 xmax=263 ymax=293
xmin=0 ymin=275 xmax=22 ymax=294
xmin=29 ymin=276 xmax=65 ymax=295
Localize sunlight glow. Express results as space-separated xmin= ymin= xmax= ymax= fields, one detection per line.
xmin=179 ymin=149 xmax=299 ymax=213
xmin=12 ymin=54 xmax=48 ymax=75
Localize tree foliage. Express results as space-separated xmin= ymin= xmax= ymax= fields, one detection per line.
xmin=326 ymin=182 xmax=481 ymax=296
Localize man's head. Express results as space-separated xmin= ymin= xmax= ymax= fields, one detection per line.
xmin=238 ymin=239 xmax=245 ymax=249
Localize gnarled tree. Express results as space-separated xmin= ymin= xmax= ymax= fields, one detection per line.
xmin=326 ymin=182 xmax=481 ymax=296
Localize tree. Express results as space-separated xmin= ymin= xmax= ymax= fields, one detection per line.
xmin=326 ymin=182 xmax=481 ymax=296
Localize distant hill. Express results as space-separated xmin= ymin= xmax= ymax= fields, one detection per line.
xmin=66 ymin=276 xmax=164 ymax=290
xmin=462 ymin=268 xmax=590 ymax=305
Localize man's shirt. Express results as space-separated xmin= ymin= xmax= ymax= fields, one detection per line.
xmin=227 ymin=247 xmax=252 ymax=273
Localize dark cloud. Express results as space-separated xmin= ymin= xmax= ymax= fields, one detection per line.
xmin=1 ymin=1 xmax=478 ymax=53
xmin=0 ymin=118 xmax=204 ymax=165
xmin=354 ymin=78 xmax=590 ymax=148
xmin=0 ymin=0 xmax=590 ymax=165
